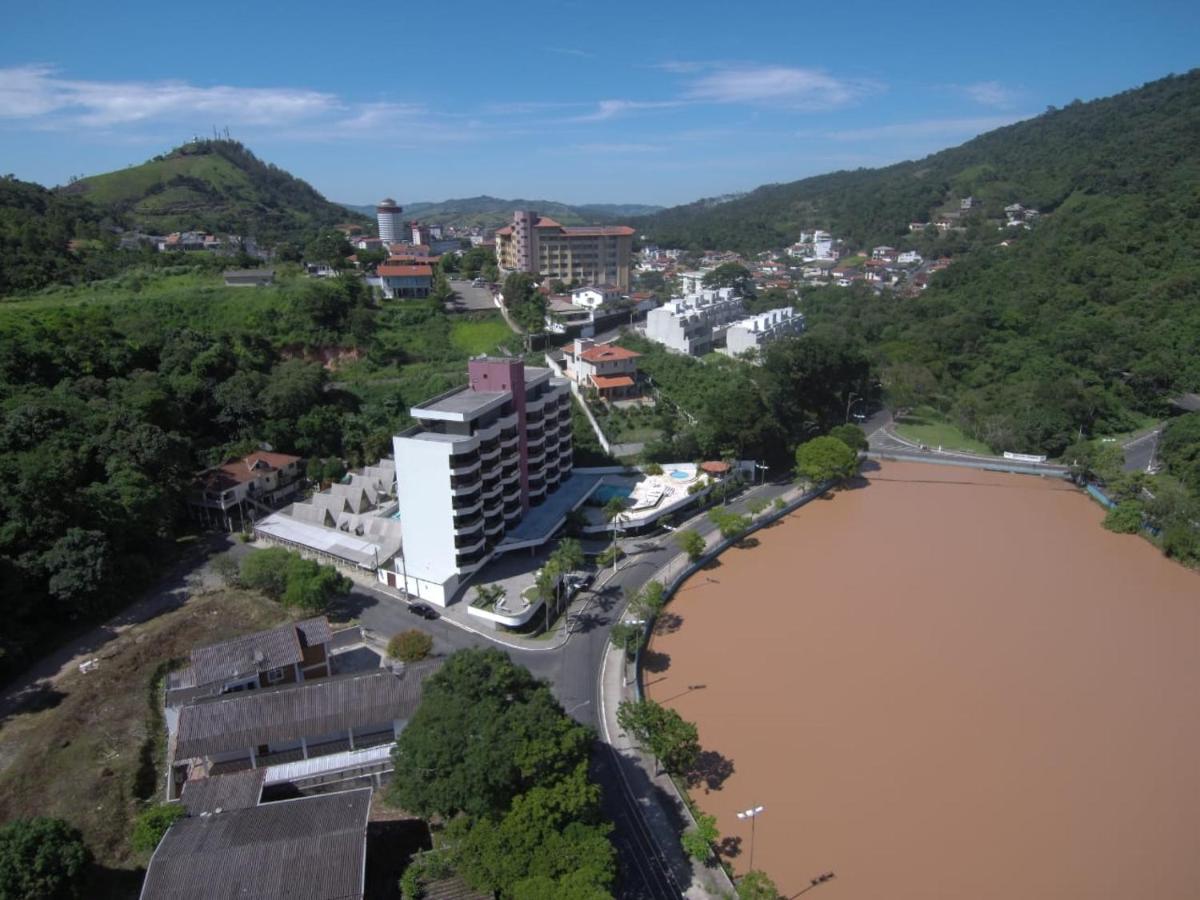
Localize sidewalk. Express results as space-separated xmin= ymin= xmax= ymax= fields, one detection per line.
xmin=597 ymin=483 xmax=810 ymax=899
xmin=599 ymin=618 xmax=736 ymax=899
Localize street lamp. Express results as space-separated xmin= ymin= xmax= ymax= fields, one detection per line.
xmin=754 ymin=462 xmax=769 ymax=485
xmin=844 ymin=392 xmax=861 ymax=424
xmin=736 ymin=805 xmax=765 ymax=873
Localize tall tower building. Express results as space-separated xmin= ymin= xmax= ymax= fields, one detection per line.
xmin=376 ymin=198 xmax=404 ymax=244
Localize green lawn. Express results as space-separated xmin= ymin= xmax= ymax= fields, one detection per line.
xmin=450 ymin=314 xmax=517 ymax=355
xmin=894 ymin=412 xmax=994 ymax=454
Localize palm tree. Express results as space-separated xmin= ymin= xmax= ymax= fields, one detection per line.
xmin=548 ymin=537 xmax=585 ymax=620
xmin=603 ymin=496 xmax=628 ymax=574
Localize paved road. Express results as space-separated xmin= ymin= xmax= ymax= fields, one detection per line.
xmin=1122 ymin=428 xmax=1162 ymax=473
xmin=340 ymin=480 xmax=791 ymax=898
xmin=446 ymin=279 xmax=497 ymax=312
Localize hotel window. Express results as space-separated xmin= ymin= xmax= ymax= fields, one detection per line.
xmin=266 ymin=667 xmax=286 ymax=684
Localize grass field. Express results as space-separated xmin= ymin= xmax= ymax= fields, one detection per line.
xmin=0 ymin=582 xmax=292 ymax=889
xmin=894 ymin=408 xmax=994 ymax=454
xmin=449 ymin=314 xmax=517 ymax=355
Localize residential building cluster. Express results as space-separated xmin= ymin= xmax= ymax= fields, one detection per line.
xmin=725 ymin=306 xmax=806 ymax=357
xmin=645 ymin=287 xmax=746 ymax=355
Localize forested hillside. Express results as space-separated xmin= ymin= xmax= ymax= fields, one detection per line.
xmin=61 ymin=139 xmax=366 ymax=242
xmin=0 ymin=266 xmax=518 ymax=685
xmin=637 ymin=70 xmax=1200 ymax=254
xmin=644 ymin=71 xmax=1200 ymax=457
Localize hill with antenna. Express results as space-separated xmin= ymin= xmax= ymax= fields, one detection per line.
xmin=60 ymin=139 xmax=367 ymax=242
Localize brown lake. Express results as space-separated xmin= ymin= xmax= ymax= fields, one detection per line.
xmin=646 ymin=461 xmax=1200 ymax=900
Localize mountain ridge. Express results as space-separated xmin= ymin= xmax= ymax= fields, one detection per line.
xmin=339 ymin=195 xmax=663 ymax=229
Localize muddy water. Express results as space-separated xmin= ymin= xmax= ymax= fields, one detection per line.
xmin=646 ymin=462 xmax=1200 ymax=900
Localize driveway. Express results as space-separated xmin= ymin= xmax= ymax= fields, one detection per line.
xmin=446 ymin=279 xmax=496 ymax=312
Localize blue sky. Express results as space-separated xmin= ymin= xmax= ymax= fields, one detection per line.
xmin=1 ymin=0 xmax=1197 ymax=207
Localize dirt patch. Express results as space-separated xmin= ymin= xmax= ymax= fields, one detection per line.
xmin=648 ymin=462 xmax=1200 ymax=899
xmin=0 ymin=588 xmax=292 ymax=878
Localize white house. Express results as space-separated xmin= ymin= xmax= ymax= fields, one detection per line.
xmin=676 ymin=270 xmax=712 ymax=295
xmin=725 ymin=307 xmax=805 ymax=357
xmin=570 ymin=285 xmax=621 ymax=309
xmin=644 ymin=288 xmax=745 ymax=355
xmin=897 ymin=250 xmax=923 ymax=265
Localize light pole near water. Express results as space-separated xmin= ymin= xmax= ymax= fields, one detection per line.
xmin=737 ymin=805 xmax=765 ymax=874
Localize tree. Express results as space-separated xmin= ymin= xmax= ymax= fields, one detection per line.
xmin=794 ymin=435 xmax=859 ymax=485
xmin=388 ymin=649 xmax=593 ymax=819
xmin=474 ymin=582 xmax=506 ymax=609
xmin=609 ymin=621 xmax=645 ymax=660
xmin=388 ymin=629 xmax=434 ymax=662
xmin=680 ymin=813 xmax=720 ymax=862
xmin=675 ymin=528 xmax=706 ymax=562
xmin=827 ymin=423 xmax=868 ymax=452
xmin=708 ymin=508 xmax=751 ymax=540
xmin=304 ymin=229 xmax=352 ymax=267
xmin=702 ymin=262 xmax=755 ymax=297
xmin=131 ymin=803 xmax=186 ymax=853
xmin=738 ymin=870 xmax=783 ymax=900
xmin=616 ymin=699 xmax=700 ymax=775
xmin=446 ymin=764 xmax=616 ymax=899
xmin=0 ymin=818 xmax=91 ymax=900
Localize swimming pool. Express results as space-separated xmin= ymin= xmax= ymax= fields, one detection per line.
xmin=669 ymin=469 xmax=691 ymax=480
xmin=593 ymin=484 xmax=634 ymax=504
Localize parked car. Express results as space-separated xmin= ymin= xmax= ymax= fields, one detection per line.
xmin=407 ymin=603 xmax=439 ymax=620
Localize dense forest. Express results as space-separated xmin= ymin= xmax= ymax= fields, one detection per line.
xmin=0 ymin=266 xmax=519 ymax=684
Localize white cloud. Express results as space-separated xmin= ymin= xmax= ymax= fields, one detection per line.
xmin=0 ymin=65 xmax=338 ymax=127
xmin=570 ymin=142 xmax=665 ymax=153
xmin=569 ymin=98 xmax=682 ymax=122
xmin=684 ymin=65 xmax=882 ymax=109
xmin=961 ymin=81 xmax=1019 ymax=108
xmin=824 ymin=115 xmax=1028 ymax=142
xmin=549 ymin=47 xmax=594 ymax=59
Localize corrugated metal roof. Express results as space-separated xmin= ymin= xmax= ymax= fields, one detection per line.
xmin=189 ymin=618 xmax=331 ymax=687
xmin=140 ymin=788 xmax=371 ymax=900
xmin=176 ymin=663 xmax=441 ymax=760
xmin=180 ymin=770 xmax=265 ymax=815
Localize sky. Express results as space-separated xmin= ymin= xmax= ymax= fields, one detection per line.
xmin=1 ymin=0 xmax=1197 ymax=208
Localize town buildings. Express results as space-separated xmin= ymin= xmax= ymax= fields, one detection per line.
xmin=375 ymin=263 xmax=433 ymax=298
xmin=494 ymin=210 xmax=634 ymax=291
xmin=391 ymin=357 xmax=576 ymax=604
xmin=189 ymin=451 xmax=304 ymax=529
xmin=644 ymin=287 xmax=745 ymax=355
xmin=561 ymin=338 xmax=641 ymax=400
xmin=725 ymin=307 xmax=806 ymax=356
xmin=376 ymin=198 xmax=404 ymax=244
xmin=141 ymin=786 xmax=372 ymax=900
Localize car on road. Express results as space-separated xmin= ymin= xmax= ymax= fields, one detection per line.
xmin=472 ymin=278 xmax=486 ymax=287
xmin=407 ymin=603 xmax=440 ymax=620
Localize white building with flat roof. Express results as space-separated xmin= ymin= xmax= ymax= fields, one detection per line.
xmin=676 ymin=270 xmax=712 ymax=295
xmin=644 ymin=288 xmax=745 ymax=355
xmin=725 ymin=307 xmax=806 ymax=357
xmin=390 ymin=358 xmax=576 ymax=605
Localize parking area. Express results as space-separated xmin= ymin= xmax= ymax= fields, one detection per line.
xmin=447 ymin=279 xmax=497 ymax=312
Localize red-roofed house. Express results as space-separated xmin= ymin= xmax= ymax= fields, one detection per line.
xmin=376 ymin=264 xmax=434 ymax=299
xmin=190 ymin=451 xmax=304 ymax=529
xmin=495 ymin=210 xmax=634 ymax=290
xmin=562 ymin=338 xmax=641 ymax=400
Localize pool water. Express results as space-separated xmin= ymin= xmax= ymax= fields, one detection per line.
xmin=669 ymin=470 xmax=691 ymax=480
xmin=593 ymin=484 xmax=634 ymax=504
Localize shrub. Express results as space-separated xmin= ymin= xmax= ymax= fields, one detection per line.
xmin=773 ymin=497 xmax=787 ymax=511
xmin=644 ymin=462 xmax=664 ymax=476
xmin=0 ymin=818 xmax=92 ymax=899
xmin=132 ymin=803 xmax=187 ymax=853
xmin=240 ymin=547 xmax=350 ymax=611
xmin=676 ymin=529 xmax=706 ymax=561
xmin=1103 ymin=500 xmax=1143 ymax=534
xmin=388 ymin=630 xmax=434 ymax=662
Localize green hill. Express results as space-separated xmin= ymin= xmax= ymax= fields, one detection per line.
xmin=637 ymin=71 xmax=1200 ymax=255
xmin=639 ymin=70 xmax=1200 ymax=457
xmin=61 ymin=139 xmax=367 ymax=242
xmin=340 ymin=195 xmax=662 ymax=230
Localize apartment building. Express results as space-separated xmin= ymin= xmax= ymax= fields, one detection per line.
xmin=495 ymin=210 xmax=634 ymax=291
xmin=391 ymin=358 xmax=574 ymax=604
xmin=644 ymin=287 xmax=745 ymax=355
xmin=725 ymin=307 xmax=806 ymax=356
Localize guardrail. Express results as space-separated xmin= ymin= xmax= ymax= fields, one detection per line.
xmin=867 ymin=449 xmax=1070 ymax=479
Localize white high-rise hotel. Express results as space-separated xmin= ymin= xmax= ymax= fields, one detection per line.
xmin=376 ymin=198 xmax=404 ymax=244
xmin=390 ymin=358 xmax=573 ymax=604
